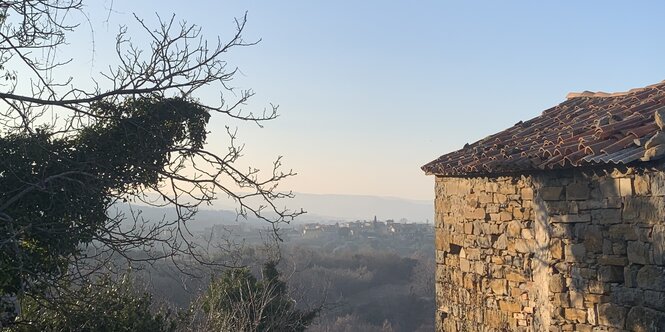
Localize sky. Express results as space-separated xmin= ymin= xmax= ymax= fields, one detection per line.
xmin=60 ymin=1 xmax=665 ymax=200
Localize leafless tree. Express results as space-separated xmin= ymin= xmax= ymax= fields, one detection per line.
xmin=0 ymin=0 xmax=303 ymax=322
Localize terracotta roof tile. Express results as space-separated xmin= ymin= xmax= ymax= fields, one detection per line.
xmin=422 ymin=80 xmax=665 ymax=176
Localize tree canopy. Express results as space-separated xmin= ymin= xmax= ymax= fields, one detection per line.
xmin=11 ymin=275 xmax=178 ymax=332
xmin=0 ymin=0 xmax=302 ymax=325
xmin=196 ymin=262 xmax=319 ymax=332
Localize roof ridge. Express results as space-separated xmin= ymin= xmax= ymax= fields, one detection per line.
xmin=423 ymin=80 xmax=665 ymax=176
xmin=566 ymin=80 xmax=665 ymax=100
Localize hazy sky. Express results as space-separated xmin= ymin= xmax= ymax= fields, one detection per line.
xmin=63 ymin=1 xmax=665 ymax=200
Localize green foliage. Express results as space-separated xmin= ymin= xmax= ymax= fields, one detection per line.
xmin=8 ymin=275 xmax=178 ymax=332
xmin=199 ymin=262 xmax=318 ymax=332
xmin=0 ymin=97 xmax=208 ymax=296
xmin=79 ymin=97 xmax=210 ymax=188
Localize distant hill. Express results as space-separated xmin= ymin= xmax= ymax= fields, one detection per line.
xmin=110 ymin=204 xmax=264 ymax=233
xmin=113 ymin=193 xmax=434 ymax=231
xmin=269 ymin=193 xmax=433 ymax=223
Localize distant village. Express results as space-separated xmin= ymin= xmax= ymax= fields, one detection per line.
xmin=201 ymin=217 xmax=433 ymax=247
xmin=299 ymin=217 xmax=432 ymax=240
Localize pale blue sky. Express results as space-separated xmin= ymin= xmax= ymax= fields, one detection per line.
xmin=65 ymin=1 xmax=665 ymax=200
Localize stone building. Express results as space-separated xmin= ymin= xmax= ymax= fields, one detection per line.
xmin=422 ymin=81 xmax=665 ymax=331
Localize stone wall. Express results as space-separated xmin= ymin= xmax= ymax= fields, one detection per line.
xmin=434 ymin=168 xmax=665 ymax=332
xmin=435 ymin=175 xmax=540 ymax=331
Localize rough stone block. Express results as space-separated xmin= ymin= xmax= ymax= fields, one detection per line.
xmin=488 ymin=224 xmax=502 ymax=235
xmin=460 ymin=258 xmax=471 ymax=273
xmin=551 ymin=307 xmax=565 ymax=321
xmin=619 ymin=178 xmax=633 ymax=196
xmin=653 ymin=225 xmax=665 ymax=265
xmin=606 ymin=196 xmax=623 ymax=208
xmin=624 ymin=264 xmax=641 ymax=288
xmin=465 ymin=248 xmax=481 ymax=260
xmin=566 ymin=243 xmax=587 ymax=262
xmin=608 ymin=224 xmax=638 ymax=241
xmin=513 ymin=207 xmax=525 ymax=219
xmin=466 ymin=193 xmax=480 ymax=208
xmin=485 ymin=182 xmax=499 ymax=193
xmin=599 ymin=178 xmax=621 ymax=197
xmin=560 ymin=324 xmax=574 ymax=331
xmin=521 ymin=228 xmax=534 ymax=240
xmin=569 ymin=290 xmax=584 ymax=308
xmin=602 ymin=239 xmax=613 ymax=255
xmin=564 ymin=308 xmax=587 ymax=323
xmin=506 ymin=220 xmax=522 ymax=238
xmin=493 ymin=233 xmax=507 ymax=250
xmin=551 ymin=239 xmax=564 ymax=260
xmin=506 ymin=271 xmax=528 ymax=283
xmin=587 ymin=306 xmax=598 ymax=325
xmin=464 ymin=222 xmax=473 ymax=234
xmin=490 ymin=279 xmax=507 ymax=295
xmin=568 ymin=201 xmax=579 ymax=214
xmin=515 ymin=239 xmax=536 ymax=254
xmin=623 ymin=196 xmax=665 ymax=222
xmin=598 ymin=265 xmax=624 ymax=283
xmin=493 ymin=193 xmax=508 ymax=204
xmin=436 ymin=228 xmax=450 ymax=251
xmin=588 ymin=280 xmax=609 ymax=295
xmin=486 ymin=203 xmax=500 ymax=213
xmin=633 ymin=174 xmax=650 ymax=196
xmin=499 ymin=211 xmax=512 ymax=221
xmin=499 ymin=185 xmax=516 ymax=195
xmin=610 ymin=286 xmax=642 ymax=306
xmin=580 ymin=267 xmax=597 ymax=279
xmin=465 ymin=207 xmax=487 ymax=220
xmin=521 ymin=187 xmax=534 ymax=200
xmin=597 ymin=303 xmax=627 ymax=329
xmin=477 ymin=236 xmax=492 ymax=249
xmin=597 ymin=255 xmax=628 ymax=266
xmin=627 ymin=241 xmax=651 ymax=265
xmin=612 ymin=241 xmax=627 ymax=255
xmin=637 ymin=266 xmax=665 ymax=291
xmin=643 ymin=290 xmax=665 ymax=310
xmin=591 ymin=209 xmax=621 ymax=224
xmin=550 ymin=214 xmax=591 ymax=224
xmin=567 ymin=182 xmax=590 ymax=200
xmin=583 ymin=226 xmax=603 ymax=253
xmin=479 ymin=192 xmax=493 ymax=203
xmin=576 ymin=324 xmax=593 ymax=332
xmin=578 ymin=199 xmax=604 ymax=210
xmin=651 ymin=172 xmax=665 ymax=196
xmin=547 ymin=201 xmax=570 ymax=215
xmin=541 ymin=186 xmax=564 ymax=200
xmin=625 ymin=306 xmax=665 ymax=332
xmin=584 ymin=293 xmax=608 ymax=304
xmin=463 ymin=273 xmax=475 ymax=289
xmin=499 ymin=300 xmax=521 ymax=313
xmin=474 ymin=261 xmax=484 ymax=275
xmin=550 ymin=274 xmax=566 ymax=293
xmin=551 ymin=223 xmax=573 ymax=238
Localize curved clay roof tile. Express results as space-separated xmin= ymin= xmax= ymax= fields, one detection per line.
xmin=423 ymin=80 xmax=665 ymax=176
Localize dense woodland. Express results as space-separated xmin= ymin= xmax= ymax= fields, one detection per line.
xmin=139 ymin=222 xmax=436 ymax=332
